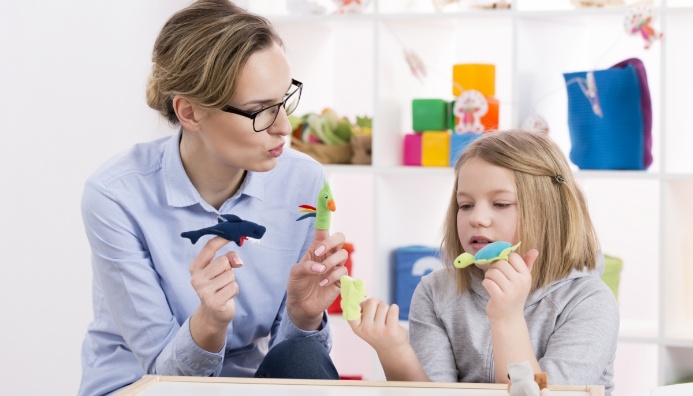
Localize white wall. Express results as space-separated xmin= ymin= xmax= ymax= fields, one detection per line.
xmin=0 ymin=1 xmax=187 ymax=395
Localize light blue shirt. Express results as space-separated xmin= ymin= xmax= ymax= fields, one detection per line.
xmin=78 ymin=131 xmax=332 ymax=396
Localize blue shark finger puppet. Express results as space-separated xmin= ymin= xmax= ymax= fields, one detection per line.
xmin=454 ymin=241 xmax=521 ymax=269
xmin=181 ymin=214 xmax=266 ymax=246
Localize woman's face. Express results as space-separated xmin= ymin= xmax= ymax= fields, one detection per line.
xmin=193 ymin=42 xmax=294 ymax=173
xmin=456 ymin=156 xmax=519 ymax=269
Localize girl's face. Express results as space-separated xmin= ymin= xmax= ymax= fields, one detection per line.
xmin=456 ymin=157 xmax=518 ymax=267
xmin=193 ymin=42 xmax=293 ymax=173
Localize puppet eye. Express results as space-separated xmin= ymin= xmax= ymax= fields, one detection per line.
xmin=324 ymin=194 xmax=329 ymax=199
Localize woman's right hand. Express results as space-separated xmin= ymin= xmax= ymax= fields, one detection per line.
xmin=188 ymin=236 xmax=243 ymax=351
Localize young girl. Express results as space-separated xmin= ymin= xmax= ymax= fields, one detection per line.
xmin=349 ymin=130 xmax=619 ymax=394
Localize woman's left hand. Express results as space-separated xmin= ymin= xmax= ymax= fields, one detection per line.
xmin=285 ymin=229 xmax=348 ymax=330
xmin=482 ymin=249 xmax=539 ymax=321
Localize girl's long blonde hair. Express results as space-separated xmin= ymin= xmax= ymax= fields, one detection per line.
xmin=441 ymin=130 xmax=599 ymax=293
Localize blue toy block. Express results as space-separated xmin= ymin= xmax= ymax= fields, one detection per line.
xmin=394 ymin=246 xmax=444 ymax=320
xmin=450 ymin=132 xmax=481 ymax=167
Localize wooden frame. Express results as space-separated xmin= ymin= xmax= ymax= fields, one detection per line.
xmin=117 ymin=375 xmax=605 ymax=396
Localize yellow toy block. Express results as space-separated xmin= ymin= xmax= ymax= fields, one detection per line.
xmin=452 ymin=64 xmax=495 ymax=97
xmin=421 ymin=131 xmax=450 ymax=167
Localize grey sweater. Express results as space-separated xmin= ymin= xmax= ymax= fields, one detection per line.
xmin=408 ymin=265 xmax=619 ymax=395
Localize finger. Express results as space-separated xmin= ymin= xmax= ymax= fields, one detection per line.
xmin=319 ymin=248 xmax=348 ymax=273
xmin=313 ymin=231 xmax=345 ymax=257
xmin=523 ymin=249 xmax=539 ymax=272
xmin=190 ymin=236 xmax=230 ymax=273
xmin=482 ymin=278 xmax=503 ymax=299
xmin=484 ymin=267 xmax=511 ymax=292
xmin=223 ymin=251 xmax=244 ymax=268
xmin=206 ymin=255 xmax=232 ymax=279
xmin=318 ymin=264 xmax=348 ymax=287
xmin=374 ymin=301 xmax=390 ymax=325
xmin=386 ymin=304 xmax=400 ymax=328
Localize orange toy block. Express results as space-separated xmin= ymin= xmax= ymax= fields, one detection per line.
xmin=452 ymin=64 xmax=495 ymax=97
xmin=421 ymin=131 xmax=450 ymax=167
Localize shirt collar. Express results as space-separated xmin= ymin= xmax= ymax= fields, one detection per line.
xmin=163 ymin=129 xmax=266 ymax=208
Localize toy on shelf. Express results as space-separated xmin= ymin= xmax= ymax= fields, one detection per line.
xmin=453 ymin=241 xmax=521 ymax=269
xmin=333 ymin=0 xmax=371 ymax=14
xmin=624 ymin=3 xmax=664 ymax=50
xmin=570 ymin=0 xmax=624 ymax=7
xmin=296 ymin=180 xmax=336 ymax=230
xmin=339 ymin=275 xmax=367 ymax=321
xmin=507 ymin=361 xmax=551 ymax=396
xmin=521 ymin=114 xmax=550 ymax=135
xmin=286 ymin=0 xmax=327 ymax=15
xmin=453 ymin=89 xmax=488 ymax=133
xmin=289 ymin=109 xmax=372 ymax=165
xmin=180 ymin=214 xmax=266 ymax=246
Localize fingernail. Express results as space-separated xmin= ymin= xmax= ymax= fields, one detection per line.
xmin=233 ymin=257 xmax=243 ymax=266
xmin=319 ymin=279 xmax=328 ymax=287
xmin=314 ymin=245 xmax=325 ymax=256
xmin=311 ymin=264 xmax=325 ymax=273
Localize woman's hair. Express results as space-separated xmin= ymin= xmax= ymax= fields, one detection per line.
xmin=146 ymin=0 xmax=283 ymax=124
xmin=441 ymin=130 xmax=599 ymax=293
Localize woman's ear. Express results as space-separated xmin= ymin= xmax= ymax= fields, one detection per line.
xmin=172 ymin=96 xmax=203 ymax=132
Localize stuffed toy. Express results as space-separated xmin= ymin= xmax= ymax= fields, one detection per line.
xmin=181 ymin=214 xmax=266 ymax=246
xmin=454 ymin=241 xmax=521 ymax=269
xmin=296 ymin=181 xmax=336 ymax=230
xmin=350 ymin=134 xmax=372 ymax=165
xmin=507 ymin=361 xmax=551 ymax=396
xmin=340 ymin=275 xmax=367 ymax=320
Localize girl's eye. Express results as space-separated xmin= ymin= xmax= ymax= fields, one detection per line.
xmin=458 ymin=204 xmax=472 ymax=211
xmin=495 ymin=203 xmax=512 ymax=208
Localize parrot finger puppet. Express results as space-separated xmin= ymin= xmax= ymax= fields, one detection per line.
xmin=454 ymin=241 xmax=521 ymax=269
xmin=340 ymin=275 xmax=367 ymax=321
xmin=296 ymin=180 xmax=336 ymax=230
xmin=181 ymin=214 xmax=266 ymax=246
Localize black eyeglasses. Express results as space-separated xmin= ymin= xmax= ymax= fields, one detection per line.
xmin=220 ymin=79 xmax=303 ymax=132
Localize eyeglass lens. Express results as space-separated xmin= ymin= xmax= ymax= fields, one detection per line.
xmin=254 ymin=86 xmax=301 ymax=131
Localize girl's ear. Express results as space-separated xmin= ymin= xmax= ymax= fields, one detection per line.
xmin=172 ymin=96 xmax=203 ymax=132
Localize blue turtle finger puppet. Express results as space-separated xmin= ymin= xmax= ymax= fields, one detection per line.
xmin=181 ymin=214 xmax=266 ymax=246
xmin=454 ymin=241 xmax=522 ymax=269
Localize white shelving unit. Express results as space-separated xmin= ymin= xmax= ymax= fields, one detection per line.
xmin=251 ymin=1 xmax=693 ymax=394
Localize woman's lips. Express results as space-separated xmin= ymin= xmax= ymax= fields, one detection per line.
xmin=269 ymin=143 xmax=284 ymax=158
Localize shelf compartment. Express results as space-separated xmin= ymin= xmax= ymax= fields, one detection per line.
xmin=661 ymin=346 xmax=693 ymax=386
xmin=375 ymin=15 xmax=513 ymax=167
xmin=613 ymin=342 xmax=659 ymax=395
xmin=273 ymin=17 xmax=375 ymax=120
xmin=578 ymin=177 xmax=660 ymax=338
xmin=662 ymin=181 xmax=693 ymax=340
xmin=515 ymin=13 xmax=662 ymax=171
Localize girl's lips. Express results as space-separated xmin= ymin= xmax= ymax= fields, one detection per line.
xmin=469 ymin=237 xmax=493 ymax=252
xmin=269 ymin=143 xmax=284 ymax=158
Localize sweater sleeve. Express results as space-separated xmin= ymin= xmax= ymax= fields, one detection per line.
xmin=538 ymin=281 xmax=619 ymax=392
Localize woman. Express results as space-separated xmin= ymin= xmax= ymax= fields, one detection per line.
xmin=78 ymin=1 xmax=348 ymax=395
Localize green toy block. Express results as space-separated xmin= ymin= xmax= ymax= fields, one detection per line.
xmin=412 ymin=99 xmax=448 ymax=132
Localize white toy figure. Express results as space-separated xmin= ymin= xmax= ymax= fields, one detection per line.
xmin=508 ymin=361 xmax=540 ymax=396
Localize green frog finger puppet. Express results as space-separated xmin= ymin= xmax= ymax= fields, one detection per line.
xmin=454 ymin=241 xmax=522 ymax=269
xmin=340 ymin=275 xmax=367 ymax=321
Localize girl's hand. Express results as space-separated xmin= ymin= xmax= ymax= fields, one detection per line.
xmin=286 ymin=229 xmax=348 ymax=330
xmin=482 ymin=249 xmax=539 ymax=322
xmin=348 ymin=298 xmax=409 ymax=354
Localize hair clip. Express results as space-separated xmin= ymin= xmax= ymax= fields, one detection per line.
xmin=554 ymin=174 xmax=565 ymax=184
